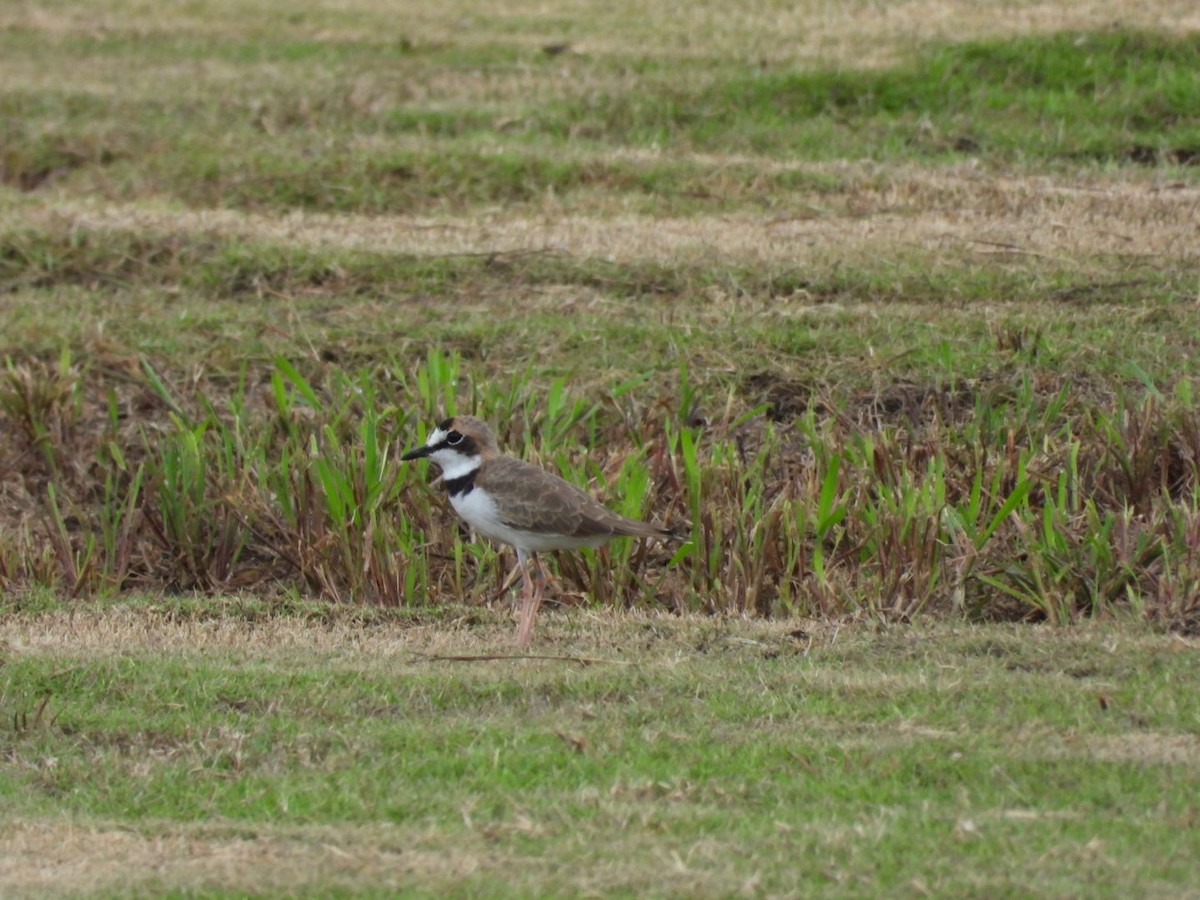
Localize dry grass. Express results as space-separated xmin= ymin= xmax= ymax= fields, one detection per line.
xmin=0 ymin=820 xmax=475 ymax=899
xmin=15 ymin=165 xmax=1199 ymax=270
xmin=0 ymin=603 xmax=811 ymax=659
xmin=5 ymin=0 xmax=1197 ymax=68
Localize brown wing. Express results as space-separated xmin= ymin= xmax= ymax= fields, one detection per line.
xmin=476 ymin=456 xmax=669 ymax=540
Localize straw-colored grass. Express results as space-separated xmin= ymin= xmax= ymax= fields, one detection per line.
xmin=15 ymin=166 xmax=1198 ymax=267
xmin=5 ymin=0 xmax=1197 ymax=67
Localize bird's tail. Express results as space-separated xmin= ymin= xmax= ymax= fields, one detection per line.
xmin=617 ymin=519 xmax=689 ymax=542
xmin=662 ymin=523 xmax=690 ymax=542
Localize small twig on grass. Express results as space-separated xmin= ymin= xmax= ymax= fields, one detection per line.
xmin=416 ymin=652 xmax=629 ymax=666
xmin=966 ymin=239 xmax=1075 ymax=264
xmin=439 ymin=247 xmax=562 ymax=263
xmin=1049 ymin=278 xmax=1152 ymax=301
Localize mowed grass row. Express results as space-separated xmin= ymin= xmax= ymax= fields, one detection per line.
xmin=2 ymin=30 xmax=1198 ymax=214
xmin=2 ymin=608 xmax=1198 ymax=896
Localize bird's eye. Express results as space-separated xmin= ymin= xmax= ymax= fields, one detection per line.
xmin=446 ymin=431 xmax=464 ymax=446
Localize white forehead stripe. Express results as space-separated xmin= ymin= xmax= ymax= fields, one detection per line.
xmin=427 ymin=426 xmax=448 ymax=447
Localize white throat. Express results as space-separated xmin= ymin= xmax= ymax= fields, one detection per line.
xmin=431 ymin=448 xmax=481 ymax=481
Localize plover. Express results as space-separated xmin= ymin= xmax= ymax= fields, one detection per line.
xmin=401 ymin=416 xmax=675 ymax=644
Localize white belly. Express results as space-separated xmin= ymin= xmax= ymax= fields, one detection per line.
xmin=450 ymin=489 xmax=609 ymax=552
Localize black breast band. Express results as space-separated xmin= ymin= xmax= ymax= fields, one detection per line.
xmin=442 ymin=470 xmax=477 ymax=498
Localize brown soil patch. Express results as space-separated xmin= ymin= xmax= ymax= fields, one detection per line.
xmin=1078 ymin=732 xmax=1200 ymax=766
xmin=0 ymin=820 xmax=481 ymax=899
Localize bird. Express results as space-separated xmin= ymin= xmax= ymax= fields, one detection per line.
xmin=401 ymin=416 xmax=676 ymax=645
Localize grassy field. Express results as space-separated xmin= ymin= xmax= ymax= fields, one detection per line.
xmin=2 ymin=0 xmax=1200 ymax=894
xmin=3 ymin=604 xmax=1199 ymax=897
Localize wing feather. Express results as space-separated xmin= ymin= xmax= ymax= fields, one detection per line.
xmin=476 ymin=457 xmax=666 ymax=539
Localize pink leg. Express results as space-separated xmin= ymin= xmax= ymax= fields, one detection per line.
xmin=514 ymin=549 xmax=544 ymax=647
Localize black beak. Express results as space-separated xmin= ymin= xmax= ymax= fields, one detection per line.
xmin=401 ymin=445 xmax=432 ymax=461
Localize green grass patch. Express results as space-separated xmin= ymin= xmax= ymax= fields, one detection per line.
xmin=2 ymin=219 xmax=1197 ymax=394
xmin=685 ymin=31 xmax=1200 ymax=162
xmin=3 ymin=30 xmax=1197 ymax=216
xmin=1 ymin=610 xmax=1197 ymax=895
